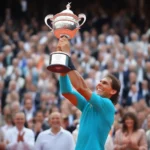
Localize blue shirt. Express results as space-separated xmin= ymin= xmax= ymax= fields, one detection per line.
xmin=59 ymin=75 xmax=115 ymax=150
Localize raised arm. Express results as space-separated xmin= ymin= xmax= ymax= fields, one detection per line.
xmin=59 ymin=74 xmax=88 ymax=111
xmin=61 ymin=70 xmax=92 ymax=100
xmin=58 ymin=37 xmax=115 ymax=113
xmin=58 ymin=37 xmax=92 ymax=100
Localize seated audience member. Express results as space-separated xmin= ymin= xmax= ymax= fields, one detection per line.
xmin=5 ymin=112 xmax=35 ymax=150
xmin=35 ymin=112 xmax=75 ymax=150
xmin=114 ymin=112 xmax=147 ymax=150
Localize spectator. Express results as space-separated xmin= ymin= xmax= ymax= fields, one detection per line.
xmin=35 ymin=112 xmax=75 ymax=150
xmin=22 ymin=97 xmax=35 ymax=122
xmin=10 ymin=101 xmax=20 ymax=115
xmin=33 ymin=121 xmax=43 ymax=141
xmin=5 ymin=91 xmax=19 ymax=105
xmin=0 ymin=80 xmax=7 ymax=109
xmin=1 ymin=114 xmax=13 ymax=138
xmin=141 ymin=80 xmax=150 ymax=106
xmin=126 ymin=83 xmax=143 ymax=105
xmin=61 ymin=115 xmax=76 ymax=133
xmin=126 ymin=32 xmax=141 ymax=56
xmin=143 ymin=61 xmax=150 ymax=90
xmin=34 ymin=110 xmax=49 ymax=131
xmin=5 ymin=112 xmax=34 ymax=150
xmin=2 ymin=45 xmax=14 ymax=67
xmin=138 ymin=110 xmax=147 ymax=129
xmin=114 ymin=112 xmax=147 ymax=150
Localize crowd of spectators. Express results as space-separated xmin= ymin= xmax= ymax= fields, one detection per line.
xmin=0 ymin=1 xmax=150 ymax=149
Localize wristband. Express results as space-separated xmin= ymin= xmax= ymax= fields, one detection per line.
xmin=68 ymin=57 xmax=76 ymax=70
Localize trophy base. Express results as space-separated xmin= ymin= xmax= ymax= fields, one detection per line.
xmin=47 ymin=64 xmax=71 ymax=73
xmin=47 ymin=52 xmax=71 ymax=73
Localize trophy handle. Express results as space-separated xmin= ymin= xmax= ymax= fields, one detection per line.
xmin=78 ymin=14 xmax=86 ymax=28
xmin=44 ymin=14 xmax=54 ymax=30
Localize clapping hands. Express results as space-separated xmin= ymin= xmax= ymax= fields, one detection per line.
xmin=122 ymin=138 xmax=139 ymax=150
xmin=17 ymin=132 xmax=25 ymax=142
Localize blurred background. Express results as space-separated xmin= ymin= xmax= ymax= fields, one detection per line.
xmin=0 ymin=0 xmax=150 ymax=33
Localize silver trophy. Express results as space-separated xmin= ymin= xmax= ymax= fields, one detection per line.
xmin=44 ymin=2 xmax=86 ymax=73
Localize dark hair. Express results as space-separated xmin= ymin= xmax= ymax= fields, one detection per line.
xmin=34 ymin=110 xmax=44 ymax=117
xmin=121 ymin=112 xmax=139 ymax=132
xmin=105 ymin=73 xmax=121 ymax=105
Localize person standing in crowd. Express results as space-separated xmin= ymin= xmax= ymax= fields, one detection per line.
xmin=35 ymin=112 xmax=75 ymax=150
xmin=22 ymin=98 xmax=35 ymax=122
xmin=114 ymin=112 xmax=147 ymax=150
xmin=1 ymin=114 xmax=13 ymax=139
xmin=5 ymin=112 xmax=35 ymax=150
xmin=58 ymin=37 xmax=121 ymax=150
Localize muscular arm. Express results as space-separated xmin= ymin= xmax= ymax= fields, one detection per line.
xmin=58 ymin=37 xmax=92 ymax=100
xmin=59 ymin=74 xmax=88 ymax=111
xmin=61 ymin=70 xmax=92 ymax=100
xmin=60 ymin=68 xmax=112 ymax=112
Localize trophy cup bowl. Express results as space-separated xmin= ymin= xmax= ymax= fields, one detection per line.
xmin=44 ymin=2 xmax=86 ymax=73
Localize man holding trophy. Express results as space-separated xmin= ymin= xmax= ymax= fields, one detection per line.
xmin=45 ymin=3 xmax=121 ymax=150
